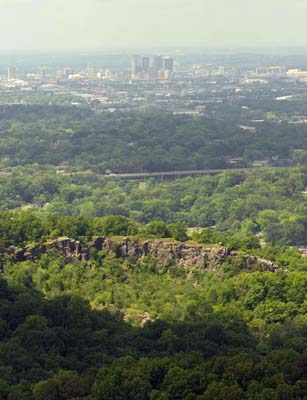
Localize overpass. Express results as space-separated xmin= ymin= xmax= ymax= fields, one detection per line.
xmin=102 ymin=167 xmax=270 ymax=180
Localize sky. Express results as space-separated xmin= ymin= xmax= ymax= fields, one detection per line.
xmin=1 ymin=0 xmax=307 ymax=50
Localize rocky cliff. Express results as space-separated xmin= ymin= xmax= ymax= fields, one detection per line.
xmin=12 ymin=237 xmax=279 ymax=272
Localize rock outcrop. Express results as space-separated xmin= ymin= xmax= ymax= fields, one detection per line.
xmin=11 ymin=237 xmax=279 ymax=272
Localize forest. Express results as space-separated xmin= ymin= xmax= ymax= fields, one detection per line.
xmin=0 ymin=166 xmax=306 ymax=246
xmin=2 ymin=212 xmax=307 ymax=399
xmin=2 ymin=101 xmax=307 ymax=399
xmin=0 ymin=103 xmax=307 ymax=171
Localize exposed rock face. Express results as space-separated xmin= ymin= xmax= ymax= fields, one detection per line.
xmin=11 ymin=237 xmax=279 ymax=272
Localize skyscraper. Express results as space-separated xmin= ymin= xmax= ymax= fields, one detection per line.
xmin=131 ymin=55 xmax=139 ymax=80
xmin=218 ymin=66 xmax=225 ymax=76
xmin=131 ymin=54 xmax=174 ymax=80
xmin=8 ymin=65 xmax=17 ymax=80
xmin=39 ymin=67 xmax=46 ymax=81
xmin=141 ymin=56 xmax=150 ymax=72
xmin=163 ymin=57 xmax=174 ymax=73
xmin=87 ymin=64 xmax=96 ymax=79
xmin=150 ymin=55 xmax=163 ymax=79
xmin=151 ymin=55 xmax=163 ymax=71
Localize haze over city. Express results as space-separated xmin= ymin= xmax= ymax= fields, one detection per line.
xmin=4 ymin=0 xmax=307 ymax=397
xmin=1 ymin=0 xmax=307 ymax=50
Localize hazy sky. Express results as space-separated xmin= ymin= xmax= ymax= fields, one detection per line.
xmin=1 ymin=0 xmax=307 ymax=50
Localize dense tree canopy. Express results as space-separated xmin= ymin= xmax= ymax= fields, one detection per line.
xmin=2 ymin=98 xmax=307 ymax=398
xmin=1 ymin=226 xmax=307 ymax=398
xmin=0 ymin=104 xmax=305 ymax=172
xmin=0 ymin=167 xmax=306 ymax=246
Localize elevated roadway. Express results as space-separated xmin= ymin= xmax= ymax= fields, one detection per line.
xmin=102 ymin=167 xmax=271 ymax=180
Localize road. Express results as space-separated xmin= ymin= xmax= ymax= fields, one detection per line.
xmin=101 ymin=167 xmax=272 ymax=180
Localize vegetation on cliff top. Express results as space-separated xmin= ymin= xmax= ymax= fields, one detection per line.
xmin=1 ymin=213 xmax=307 ymax=398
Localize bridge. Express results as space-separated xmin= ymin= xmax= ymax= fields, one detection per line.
xmin=102 ymin=167 xmax=270 ymax=180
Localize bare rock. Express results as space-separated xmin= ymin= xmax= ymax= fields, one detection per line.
xmin=11 ymin=237 xmax=279 ymax=272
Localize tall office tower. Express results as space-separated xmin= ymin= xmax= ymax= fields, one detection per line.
xmin=163 ymin=57 xmax=174 ymax=72
xmin=140 ymin=56 xmax=150 ymax=79
xmin=56 ymin=69 xmax=64 ymax=80
xmin=7 ymin=65 xmax=17 ymax=80
xmin=87 ymin=64 xmax=96 ymax=79
xmin=39 ymin=67 xmax=46 ymax=80
xmin=151 ymin=55 xmax=163 ymax=70
xmin=141 ymin=56 xmax=150 ymax=72
xmin=150 ymin=55 xmax=163 ymax=79
xmin=131 ymin=55 xmax=139 ymax=80
xmin=160 ymin=57 xmax=174 ymax=80
xmin=218 ymin=66 xmax=225 ymax=75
